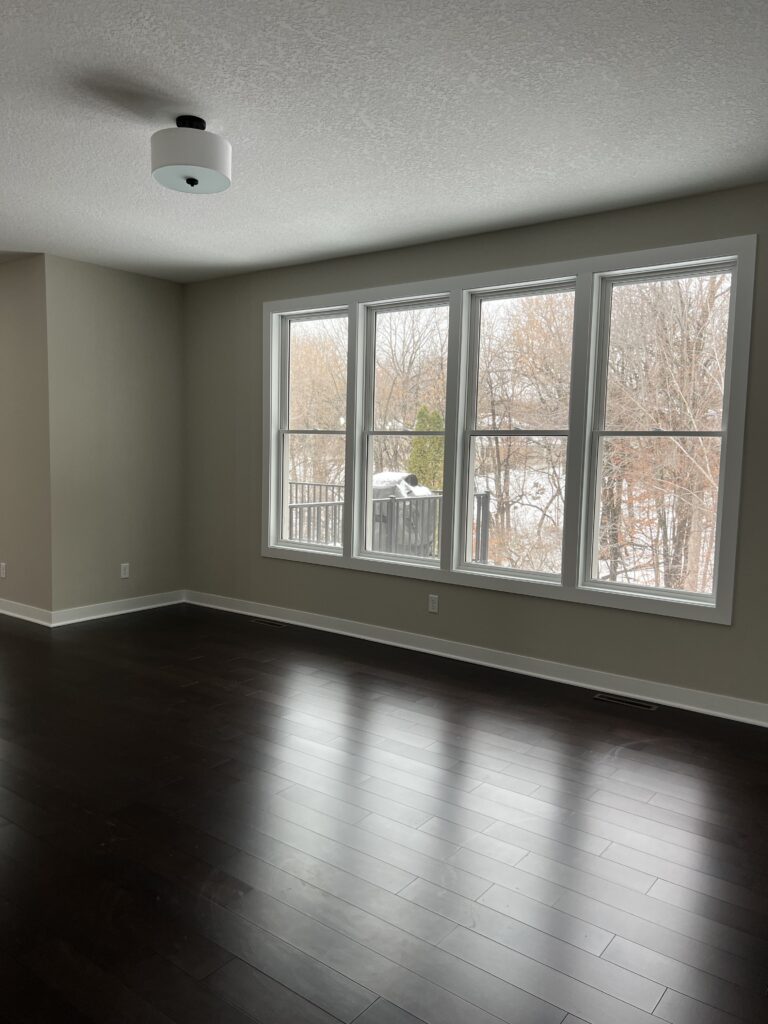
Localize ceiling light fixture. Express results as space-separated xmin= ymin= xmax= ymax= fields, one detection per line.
xmin=151 ymin=115 xmax=231 ymax=194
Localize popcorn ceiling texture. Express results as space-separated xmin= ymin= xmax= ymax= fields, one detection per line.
xmin=1 ymin=0 xmax=767 ymax=281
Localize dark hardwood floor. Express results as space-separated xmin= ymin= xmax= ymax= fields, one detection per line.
xmin=0 ymin=605 xmax=766 ymax=1024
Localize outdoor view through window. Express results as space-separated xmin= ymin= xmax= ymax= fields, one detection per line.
xmin=271 ymin=244 xmax=746 ymax=616
xmin=367 ymin=304 xmax=448 ymax=559
xmin=470 ymin=287 xmax=575 ymax=575
xmin=592 ymin=270 xmax=730 ymax=595
xmin=283 ymin=314 xmax=347 ymax=548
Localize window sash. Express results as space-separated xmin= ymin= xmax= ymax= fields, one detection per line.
xmin=361 ymin=299 xmax=451 ymax=563
xmin=581 ymin=262 xmax=737 ymax=599
xmin=262 ymin=237 xmax=755 ymax=624
xmin=458 ymin=283 xmax=578 ymax=580
xmin=276 ymin=310 xmax=351 ymax=552
xmin=278 ymin=428 xmax=347 ymax=549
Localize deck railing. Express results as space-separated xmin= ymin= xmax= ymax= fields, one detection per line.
xmin=287 ymin=483 xmax=491 ymax=561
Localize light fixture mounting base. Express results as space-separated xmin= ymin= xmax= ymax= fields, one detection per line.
xmin=175 ymin=114 xmax=206 ymax=131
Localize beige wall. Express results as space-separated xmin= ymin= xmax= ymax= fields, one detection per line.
xmin=45 ymin=256 xmax=184 ymax=610
xmin=0 ymin=256 xmax=53 ymax=609
xmin=185 ymin=182 xmax=768 ymax=704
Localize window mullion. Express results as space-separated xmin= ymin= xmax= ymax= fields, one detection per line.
xmin=582 ymin=273 xmax=612 ymax=587
xmin=561 ymin=270 xmax=597 ymax=589
xmin=455 ymin=291 xmax=481 ymax=567
xmin=343 ymin=301 xmax=362 ymax=559
xmin=278 ymin=316 xmax=290 ymax=431
xmin=356 ymin=304 xmax=377 ymax=556
xmin=277 ymin=316 xmax=291 ymax=543
xmin=440 ymin=286 xmax=465 ymax=572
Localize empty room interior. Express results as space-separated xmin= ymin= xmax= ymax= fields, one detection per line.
xmin=1 ymin=2 xmax=767 ymax=1022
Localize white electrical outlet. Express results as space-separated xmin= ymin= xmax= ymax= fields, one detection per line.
xmin=120 ymin=563 xmax=130 ymax=579
xmin=428 ymin=594 xmax=439 ymax=613
xmin=0 ymin=562 xmax=6 ymax=579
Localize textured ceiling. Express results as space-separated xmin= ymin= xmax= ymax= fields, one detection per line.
xmin=2 ymin=1 xmax=767 ymax=282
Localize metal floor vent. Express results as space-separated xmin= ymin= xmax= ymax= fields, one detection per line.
xmin=253 ymin=618 xmax=288 ymax=629
xmin=593 ymin=692 xmax=658 ymax=711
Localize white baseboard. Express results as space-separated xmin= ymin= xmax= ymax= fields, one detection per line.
xmin=185 ymin=590 xmax=768 ymax=728
xmin=0 ymin=596 xmax=52 ymax=626
xmin=50 ymin=591 xmax=185 ymax=626
xmin=2 ymin=587 xmax=764 ymax=727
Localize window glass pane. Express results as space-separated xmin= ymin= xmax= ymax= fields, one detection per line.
xmin=373 ymin=305 xmax=449 ymax=430
xmin=592 ymin=436 xmax=721 ymax=594
xmin=604 ymin=272 xmax=731 ymax=431
xmin=469 ymin=435 xmax=567 ymax=575
xmin=476 ymin=289 xmax=575 ymax=430
xmin=288 ymin=316 xmax=348 ymax=429
xmin=282 ymin=433 xmax=345 ymax=547
xmin=366 ymin=435 xmax=443 ymax=559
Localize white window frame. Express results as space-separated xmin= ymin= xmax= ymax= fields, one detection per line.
xmin=263 ymin=236 xmax=756 ymax=624
xmin=457 ymin=279 xmax=577 ymax=583
xmin=274 ymin=307 xmax=350 ymax=555
xmin=361 ymin=296 xmax=451 ymax=566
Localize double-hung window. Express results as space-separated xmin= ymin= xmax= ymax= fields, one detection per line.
xmin=462 ymin=284 xmax=576 ymax=577
xmin=587 ymin=267 xmax=733 ymax=598
xmin=264 ymin=237 xmax=754 ymax=622
xmin=278 ymin=312 xmax=348 ymax=550
xmin=364 ymin=300 xmax=449 ymax=562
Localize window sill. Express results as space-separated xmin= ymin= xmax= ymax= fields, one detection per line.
xmin=263 ymin=543 xmax=731 ymax=624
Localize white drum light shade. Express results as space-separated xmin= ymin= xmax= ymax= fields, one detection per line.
xmin=151 ymin=116 xmax=231 ymax=194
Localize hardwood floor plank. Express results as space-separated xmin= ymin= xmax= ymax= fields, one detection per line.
xmin=223 ymin=848 xmax=456 ymax=945
xmin=277 ymin=780 xmax=433 ymax=828
xmin=119 ymin=954 xmax=262 ymax=1024
xmin=360 ymin=777 xmax=497 ymax=833
xmin=276 ymin=784 xmax=372 ymax=824
xmin=21 ymin=937 xmax=177 ymax=1024
xmin=552 ymin=890 xmax=768 ymax=993
xmin=516 ymin=856 xmax=768 ymax=963
xmin=475 ymin=781 xmax=747 ymax=866
xmin=207 ymin=956 xmax=342 ymax=1023
xmin=400 ymin=877 xmax=658 ymax=1006
xmin=0 ymin=606 xmax=765 ymax=1024
xmin=0 ymin=955 xmax=92 ymax=1023
xmin=36 ymin=868 xmax=235 ymax=981
xmin=149 ymin=790 xmax=419 ymax=894
xmin=353 ymin=811 xmax=463 ymax=862
xmin=500 ymin=753 xmax=658 ymax=803
xmin=512 ymin=848 xmax=657 ymax=895
xmin=602 ymin=936 xmax=768 ymax=1022
xmin=652 ymin=989 xmax=749 ymax=1024
xmin=353 ymin=999 xmax=429 ymax=1024
xmin=402 ymin=875 xmax=613 ymax=955
xmin=145 ymin=883 xmax=378 ymax=1023
xmin=645 ymin=878 xmax=768 ymax=938
xmin=647 ymin=792 xmax=751 ymax=831
xmin=485 ymin=815 xmax=610 ymax=857
xmin=227 ymin=863 xmax=563 ymax=1024
xmin=603 ymin=845 xmax=768 ymax=912
xmin=439 ymin=926 xmax=663 ymax=1022
xmin=589 ymin=790 xmax=753 ymax=852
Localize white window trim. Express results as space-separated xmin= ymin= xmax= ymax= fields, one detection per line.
xmin=359 ymin=296 xmax=450 ymax=564
xmin=262 ymin=236 xmax=756 ymax=625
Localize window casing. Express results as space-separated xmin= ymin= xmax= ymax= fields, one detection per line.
xmin=363 ymin=299 xmax=450 ymax=565
xmin=263 ymin=237 xmax=755 ymax=623
xmin=278 ymin=311 xmax=349 ymax=552
xmin=459 ymin=283 xmax=576 ymax=581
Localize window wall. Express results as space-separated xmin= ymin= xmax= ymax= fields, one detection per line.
xmin=264 ymin=237 xmax=755 ymax=622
